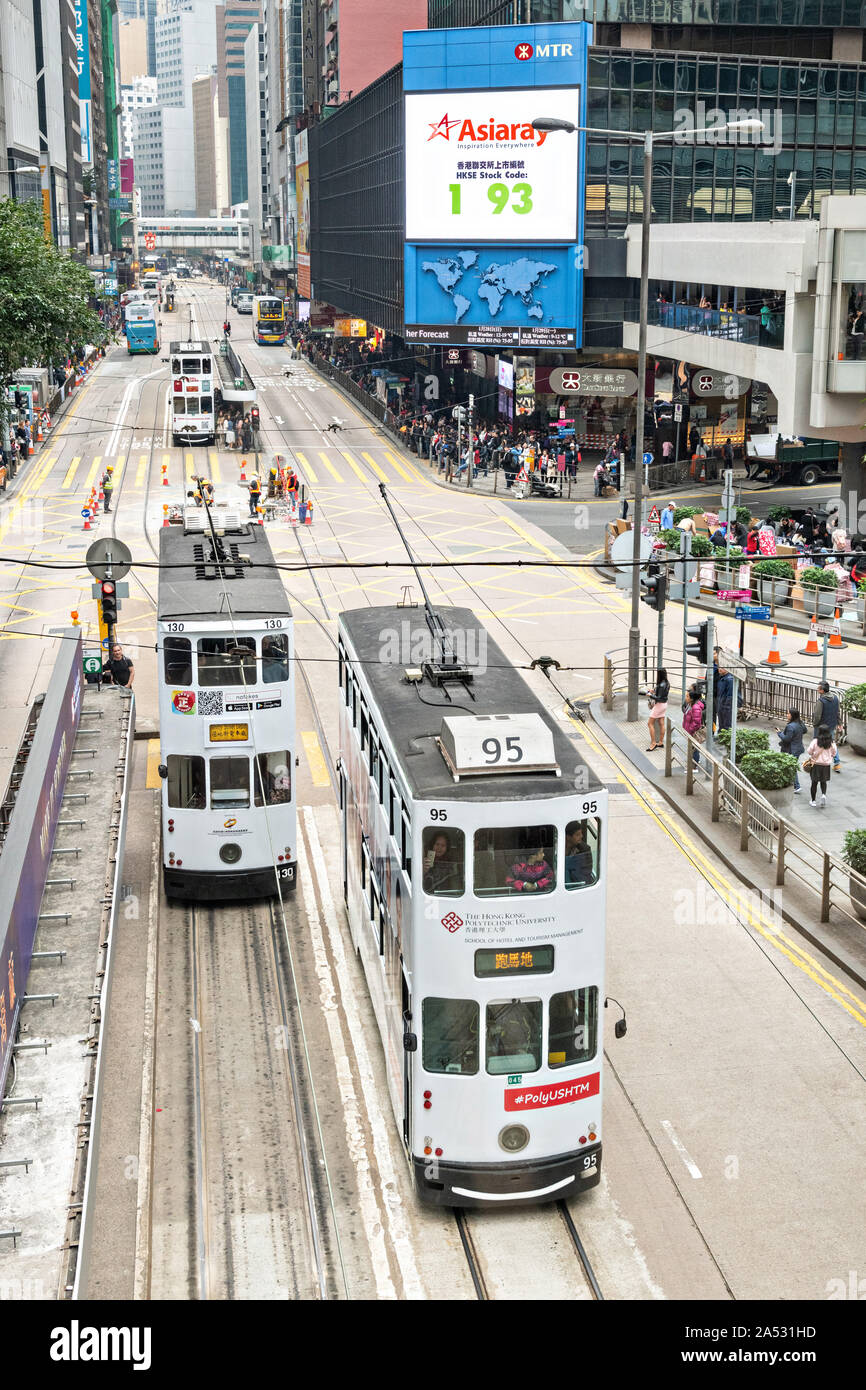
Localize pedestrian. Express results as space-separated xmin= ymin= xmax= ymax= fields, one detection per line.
xmin=646 ymin=666 xmax=670 ymax=751
xmin=225 ymin=416 xmax=236 ymax=450
xmin=812 ymin=680 xmax=842 ymax=771
xmin=594 ymin=460 xmax=605 ymax=497
xmin=660 ymin=501 xmax=675 ymax=530
xmin=723 ymin=436 xmax=734 ymax=467
xmin=777 ymin=706 xmax=806 ymax=793
xmin=102 ymin=464 xmax=114 ymax=513
xmin=715 ymin=664 xmax=742 ymax=732
xmin=105 ymin=643 xmax=134 ymax=689
xmin=805 ymin=724 xmax=837 ymax=807
xmin=682 ymin=686 xmax=705 ymax=765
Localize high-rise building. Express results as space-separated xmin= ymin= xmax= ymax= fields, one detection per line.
xmin=217 ymin=0 xmax=259 ymax=208
xmin=192 ymin=70 xmax=229 ymax=214
xmin=243 ymin=20 xmax=267 ymax=265
xmin=120 ymin=73 xmax=156 ymax=158
xmin=117 ymin=0 xmax=157 ymax=76
xmin=118 ymin=18 xmax=148 ymax=84
xmin=312 ymin=0 xmax=427 ymax=110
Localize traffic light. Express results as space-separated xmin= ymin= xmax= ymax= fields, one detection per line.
xmin=100 ymin=580 xmax=118 ymax=627
xmin=250 ymin=406 xmax=260 ymax=431
xmin=685 ymin=619 xmax=709 ymax=663
xmin=642 ymin=563 xmax=668 ymax=613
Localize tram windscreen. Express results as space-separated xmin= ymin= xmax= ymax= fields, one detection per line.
xmin=422 ymin=826 xmax=465 ymax=897
xmin=197 ymin=637 xmax=256 ymax=687
xmin=166 ymin=755 xmax=205 ymax=809
xmin=163 ymin=636 xmax=192 ymax=684
xmin=548 ymin=987 xmax=598 ymax=1068
xmin=564 ymin=819 xmax=600 ymax=889
xmin=486 ymin=1000 xmax=542 ymax=1075
xmin=254 ymin=751 xmax=291 ymax=805
xmin=473 ymin=826 xmax=556 ymax=897
xmin=421 ymin=998 xmax=479 ymax=1075
xmin=210 ymin=756 xmax=250 ymax=808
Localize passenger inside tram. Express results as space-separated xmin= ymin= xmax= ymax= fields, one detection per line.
xmin=422 ymin=828 xmax=465 ymax=895
xmin=260 ymin=634 xmax=289 ymax=683
xmin=564 ymin=821 xmax=597 ymax=888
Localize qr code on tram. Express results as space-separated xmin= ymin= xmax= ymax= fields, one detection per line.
xmin=197 ymin=691 xmax=224 ymax=716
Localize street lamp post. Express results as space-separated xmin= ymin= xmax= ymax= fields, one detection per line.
xmin=531 ymin=114 xmax=763 ymax=721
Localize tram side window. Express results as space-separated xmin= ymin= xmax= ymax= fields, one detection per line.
xmin=564 ymin=819 xmax=600 ymax=890
xmin=171 ymin=357 xmax=181 ymax=374
xmin=253 ymin=751 xmax=291 ymax=806
xmin=261 ymin=634 xmax=288 ymax=683
xmin=197 ymin=637 xmax=256 ymax=687
xmin=473 ymin=826 xmax=556 ymax=897
xmin=422 ymin=826 xmax=465 ymax=897
xmin=401 ymin=809 xmax=412 ymax=882
xmin=166 ymin=754 xmax=205 ymax=809
xmin=360 ymin=705 xmax=368 ymax=752
xmin=210 ymin=756 xmax=250 ymax=809
xmin=164 ymin=636 xmax=192 ymax=684
xmin=173 ymin=397 xmax=186 ymax=414
xmin=422 ymin=998 xmax=479 ymax=1076
xmin=369 ymin=736 xmax=380 ymax=788
xmin=548 ymin=987 xmax=598 ymax=1069
xmin=200 ymin=396 xmax=213 ymax=415
xmin=486 ymin=999 xmax=542 ymax=1075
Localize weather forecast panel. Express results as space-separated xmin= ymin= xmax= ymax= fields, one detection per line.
xmin=404 ymin=87 xmax=580 ymax=243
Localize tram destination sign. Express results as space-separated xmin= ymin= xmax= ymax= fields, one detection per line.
xmin=475 ymin=945 xmax=554 ymax=978
xmin=209 ymin=723 xmax=250 ymax=742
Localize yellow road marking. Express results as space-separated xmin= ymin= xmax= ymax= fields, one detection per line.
xmin=396 ymin=453 xmax=437 ymax=490
xmin=61 ymin=456 xmax=82 ymax=490
xmin=145 ymin=738 xmax=162 ymax=789
xmin=382 ymin=449 xmax=414 ymax=484
xmin=83 ymin=455 xmax=102 ymax=490
xmin=361 ymin=450 xmax=390 ymax=484
xmin=114 ymin=454 xmax=125 ymax=481
xmin=317 ymin=450 xmax=343 ymax=483
xmin=184 ymin=451 xmax=195 ymax=482
xmin=574 ymin=715 xmax=866 ymax=1027
xmin=209 ymin=451 xmax=221 ymax=485
xmin=301 ymin=730 xmax=330 ymax=787
xmin=337 ymin=450 xmax=368 ymax=483
xmin=135 ymin=455 xmax=147 ymax=487
xmin=295 ymin=450 xmax=317 ymax=485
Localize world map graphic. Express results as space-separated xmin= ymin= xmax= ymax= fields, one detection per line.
xmin=420 ymin=251 xmax=558 ymax=324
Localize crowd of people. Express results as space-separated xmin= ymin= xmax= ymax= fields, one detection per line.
xmin=217 ymin=408 xmax=259 ymax=452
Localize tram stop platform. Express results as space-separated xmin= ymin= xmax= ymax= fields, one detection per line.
xmin=0 ymin=632 xmax=134 ymax=1300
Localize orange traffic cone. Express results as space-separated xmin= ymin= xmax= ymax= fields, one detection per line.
xmin=28 ymin=436 xmax=34 ymax=455
xmin=36 ymin=415 xmax=44 ymax=443
xmin=760 ymin=623 xmax=787 ymax=668
xmin=799 ymin=616 xmax=821 ymax=656
xmin=163 ymin=505 xmax=170 ymax=527
xmin=240 ymin=459 xmax=247 ymax=482
xmin=82 ymin=512 xmax=91 ymax=531
xmin=304 ymin=499 xmax=313 ymax=526
xmin=43 ymin=410 xmax=51 ymax=432
xmin=828 ymin=608 xmax=848 ymax=650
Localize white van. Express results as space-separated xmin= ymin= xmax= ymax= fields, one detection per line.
xmin=236 ymin=292 xmax=254 ymax=314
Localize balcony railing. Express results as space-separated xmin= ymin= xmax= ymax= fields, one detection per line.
xmin=625 ymin=301 xmax=784 ymax=347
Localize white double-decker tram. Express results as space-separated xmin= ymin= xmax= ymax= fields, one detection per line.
xmin=338 ymin=602 xmax=610 ymax=1207
xmin=157 ymin=508 xmax=296 ymax=901
xmin=169 ymin=340 xmax=216 ymax=446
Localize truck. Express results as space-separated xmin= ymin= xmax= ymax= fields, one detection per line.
xmin=745 ymin=434 xmax=841 ymax=487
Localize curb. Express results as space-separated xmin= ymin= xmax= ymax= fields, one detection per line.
xmin=590 ymin=696 xmax=866 ymax=992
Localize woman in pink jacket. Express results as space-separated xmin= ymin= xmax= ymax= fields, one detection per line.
xmin=682 ymin=687 xmax=705 ymax=765
xmin=805 ymin=724 xmax=837 ymax=808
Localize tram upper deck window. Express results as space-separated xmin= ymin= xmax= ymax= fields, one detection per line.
xmin=422 ymin=826 xmax=465 ymax=897
xmin=173 ymin=397 xmax=186 ymax=414
xmin=210 ymin=756 xmax=250 ymax=809
xmin=422 ymin=998 xmax=479 ymax=1075
xmin=254 ymin=750 xmax=291 ymax=805
xmin=166 ymin=754 xmax=205 ymax=809
xmin=564 ymin=819 xmax=600 ymax=890
xmin=181 ymin=356 xmax=204 ymax=374
xmin=197 ymin=636 xmax=256 ymax=687
xmin=164 ymin=635 xmax=192 ymax=684
xmin=261 ymin=634 xmax=288 ymax=682
xmin=486 ymin=999 xmax=542 ymax=1075
xmin=473 ymin=826 xmax=556 ymax=897
xmin=549 ymin=987 xmax=598 ymax=1069
xmin=171 ymin=357 xmax=181 ymax=373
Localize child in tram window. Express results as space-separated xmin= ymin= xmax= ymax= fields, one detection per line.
xmin=506 ymin=845 xmax=554 ymax=893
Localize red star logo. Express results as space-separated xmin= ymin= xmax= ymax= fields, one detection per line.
xmin=428 ymin=113 xmax=460 ymax=141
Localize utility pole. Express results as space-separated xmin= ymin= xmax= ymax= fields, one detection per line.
xmin=704 ymin=617 xmax=715 ymax=751
xmin=627 ymin=131 xmax=653 ymax=722
xmin=467 ymin=392 xmax=474 ymax=488
xmin=680 ymin=530 xmax=693 ymax=705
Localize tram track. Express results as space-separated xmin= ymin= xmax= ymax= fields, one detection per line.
xmin=454 ymin=1201 xmax=603 ymax=1302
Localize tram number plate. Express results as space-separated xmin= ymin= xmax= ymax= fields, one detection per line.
xmin=278 ymin=865 xmax=294 ymax=880
xmin=209 ymin=723 xmax=250 ymax=742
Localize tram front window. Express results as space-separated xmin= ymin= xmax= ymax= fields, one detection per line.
xmin=486 ymin=999 xmax=542 ymax=1075
xmin=166 ymin=754 xmax=205 ymax=809
xmin=473 ymin=826 xmax=556 ymax=897
xmin=548 ymin=987 xmax=598 ymax=1068
xmin=422 ymin=998 xmax=479 ymax=1075
xmin=210 ymin=756 xmax=250 ymax=809
xmin=422 ymin=826 xmax=465 ymax=896
xmin=197 ymin=637 xmax=256 ymax=687
xmin=163 ymin=636 xmax=192 ymax=684
xmin=564 ymin=819 xmax=600 ymax=890
xmin=254 ymin=750 xmax=291 ymax=805
xmin=261 ymin=634 xmax=288 ymax=682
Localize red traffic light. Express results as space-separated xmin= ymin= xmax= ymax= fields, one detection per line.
xmin=101 ymin=581 xmax=116 ymax=596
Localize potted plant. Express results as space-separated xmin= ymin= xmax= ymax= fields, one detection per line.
xmin=659 ymin=527 xmax=681 ymax=551
xmin=673 ymin=506 xmax=699 ymax=525
xmin=766 ymin=504 xmax=790 ymax=523
xmin=841 ymin=683 xmax=866 ymax=756
xmin=752 ymin=557 xmax=794 ymax=606
xmin=738 ymin=749 xmax=800 ymax=810
xmin=690 ymin=535 xmax=713 ymax=558
xmin=799 ymin=564 xmax=838 ymax=618
xmin=842 ymin=829 xmax=866 ymax=921
xmin=714 ymin=544 xmax=744 ymax=589
xmin=715 ymin=728 xmax=770 ymax=764
xmin=735 ymin=505 xmax=752 ymax=528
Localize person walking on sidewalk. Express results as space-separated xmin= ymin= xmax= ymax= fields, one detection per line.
xmin=777 ymin=706 xmax=806 ymax=793
xmin=806 ymin=725 xmax=836 ymax=808
xmin=812 ymin=680 xmax=842 ymax=772
xmin=682 ymin=686 xmax=705 ymax=765
xmin=646 ymin=667 xmax=670 ymax=751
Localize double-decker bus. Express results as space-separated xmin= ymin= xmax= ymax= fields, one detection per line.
xmin=125 ymin=301 xmax=159 ymax=354
xmin=253 ymin=295 xmax=287 ymax=345
xmin=169 ymin=340 xmax=215 ymax=446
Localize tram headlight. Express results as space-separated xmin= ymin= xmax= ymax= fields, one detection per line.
xmin=219 ymin=842 xmax=242 ymax=865
xmin=498 ymin=1124 xmax=530 ymax=1154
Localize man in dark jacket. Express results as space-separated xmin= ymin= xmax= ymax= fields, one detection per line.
xmin=813 ymin=681 xmax=842 ymax=770
xmin=715 ymin=666 xmax=743 ymax=731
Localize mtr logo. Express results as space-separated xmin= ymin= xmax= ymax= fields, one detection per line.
xmin=514 ymin=39 xmax=574 ymax=60
xmin=428 ymin=113 xmax=549 ymax=144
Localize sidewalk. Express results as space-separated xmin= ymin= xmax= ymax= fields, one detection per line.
xmin=592 ymin=691 xmax=866 ymax=989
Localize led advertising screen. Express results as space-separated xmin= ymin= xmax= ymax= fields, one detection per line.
xmin=403 ymin=21 xmax=589 ymax=351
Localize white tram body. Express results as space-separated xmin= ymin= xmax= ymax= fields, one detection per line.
xmin=157 ymin=510 xmax=296 ymax=900
xmin=169 ymin=340 xmax=216 ymax=446
xmin=338 ymin=605 xmax=607 ymax=1207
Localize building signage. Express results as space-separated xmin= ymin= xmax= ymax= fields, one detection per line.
xmin=403 ymin=22 xmax=590 ymax=351
xmin=294 ymin=128 xmax=311 ymax=301
xmin=73 ymin=0 xmax=92 ymax=165
xmin=515 ymin=356 xmax=535 ymax=416
xmin=498 ymin=357 xmax=514 ymax=390
xmin=691 ymin=370 xmax=750 ymax=397
xmin=549 ymin=367 xmax=639 ymax=396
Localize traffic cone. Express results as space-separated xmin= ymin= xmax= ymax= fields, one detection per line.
xmin=760 ymin=623 xmax=787 ymax=667
xmin=82 ymin=512 xmax=91 ymax=531
xmin=240 ymin=459 xmax=247 ymax=482
xmin=98 ymin=484 xmax=104 ymax=501
xmin=304 ymin=499 xmax=313 ymax=526
xmin=799 ymin=616 xmax=821 ymax=656
xmin=28 ymin=437 xmax=34 ymax=455
xmin=828 ymin=608 xmax=848 ymax=650
xmin=163 ymin=505 xmax=170 ymax=527
xmin=43 ymin=410 xmax=51 ymax=432
xmin=36 ymin=414 xmax=44 ymax=443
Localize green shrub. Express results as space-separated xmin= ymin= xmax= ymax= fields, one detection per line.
xmin=858 ymin=578 xmax=866 ymax=594
xmin=713 ymin=544 xmax=744 ymax=560
xmin=739 ymin=750 xmax=800 ymax=790
xmin=843 ymin=829 xmax=866 ymax=876
xmin=690 ymin=535 xmax=713 ymax=558
xmin=660 ymin=528 xmax=681 ymax=550
xmin=673 ymin=506 xmax=699 ymax=525
xmin=735 ymin=505 xmax=752 ymax=526
xmin=766 ymin=504 xmax=791 ymax=523
xmin=841 ymin=683 xmax=866 ymax=720
xmin=799 ymin=564 xmax=838 ymax=590
xmin=715 ymin=728 xmax=770 ymax=763
xmin=752 ymin=558 xmax=795 ymax=580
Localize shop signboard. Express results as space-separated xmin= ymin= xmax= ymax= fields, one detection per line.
xmin=549 ymin=367 xmax=638 ymax=396
xmin=74 ymin=0 xmax=92 ymax=164
xmin=403 ymin=22 xmax=589 ymax=350
xmin=295 ymin=128 xmax=311 ymax=300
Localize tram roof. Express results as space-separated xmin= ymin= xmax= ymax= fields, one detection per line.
xmin=339 ymin=605 xmax=601 ymax=802
xmin=158 ymin=520 xmax=292 ymax=622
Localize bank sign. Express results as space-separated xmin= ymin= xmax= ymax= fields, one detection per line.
xmin=403 ymin=22 xmax=590 ymax=351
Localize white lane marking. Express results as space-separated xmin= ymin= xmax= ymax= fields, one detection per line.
xmin=106 ymin=365 xmax=164 ymax=456
xmin=303 ymin=806 xmax=426 ymax=1300
xmin=661 ymin=1120 xmax=703 ymax=1179
xmin=162 ymin=386 xmax=170 ymax=446
xmin=296 ymin=824 xmax=396 ymax=1301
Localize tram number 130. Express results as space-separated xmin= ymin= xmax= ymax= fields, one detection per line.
xmin=482 ymin=736 xmax=523 ymax=764
xmin=277 ymin=865 xmax=294 ymax=880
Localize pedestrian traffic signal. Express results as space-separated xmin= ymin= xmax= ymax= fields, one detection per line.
xmin=100 ymin=580 xmax=118 ymax=626
xmin=641 ymin=563 xmax=667 ymax=613
xmin=685 ymin=619 xmax=709 ymax=663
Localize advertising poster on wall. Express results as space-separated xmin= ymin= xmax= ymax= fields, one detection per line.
xmin=515 ymin=356 xmax=535 ymax=416
xmin=402 ymin=22 xmax=589 ymax=350
xmin=74 ymin=0 xmax=92 ymax=165
xmin=294 ymin=128 xmax=311 ymax=301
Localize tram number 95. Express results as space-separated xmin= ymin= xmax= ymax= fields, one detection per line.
xmin=482 ymin=736 xmax=523 ymax=764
